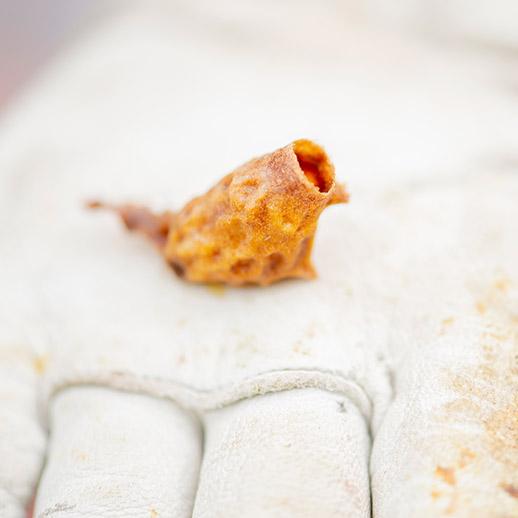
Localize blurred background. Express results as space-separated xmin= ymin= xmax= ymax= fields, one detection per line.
xmin=0 ymin=0 xmax=127 ymax=110
xmin=1 ymin=0 xmax=518 ymax=111
xmin=0 ymin=0 xmax=517 ymax=199
xmin=0 ymin=0 xmax=119 ymax=108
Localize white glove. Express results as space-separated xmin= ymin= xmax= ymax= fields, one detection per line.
xmin=1 ymin=3 xmax=517 ymax=518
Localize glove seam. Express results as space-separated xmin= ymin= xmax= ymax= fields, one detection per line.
xmin=43 ymin=367 xmax=373 ymax=424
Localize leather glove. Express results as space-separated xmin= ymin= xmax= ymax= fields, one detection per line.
xmin=1 ymin=2 xmax=517 ymax=517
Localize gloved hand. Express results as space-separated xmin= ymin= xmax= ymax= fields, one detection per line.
xmin=3 ymin=135 xmax=391 ymax=518
xmin=1 ymin=3 xmax=517 ymax=518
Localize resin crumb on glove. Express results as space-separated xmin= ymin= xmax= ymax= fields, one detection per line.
xmin=89 ymin=139 xmax=348 ymax=286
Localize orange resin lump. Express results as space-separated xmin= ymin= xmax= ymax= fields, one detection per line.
xmin=90 ymin=139 xmax=348 ymax=286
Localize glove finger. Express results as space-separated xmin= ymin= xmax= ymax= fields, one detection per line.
xmin=371 ymin=327 xmax=518 ymax=518
xmin=370 ymin=173 xmax=518 ymax=517
xmin=0 ymin=348 xmax=46 ymax=518
xmin=34 ymin=386 xmax=202 ymax=518
xmin=193 ymin=388 xmax=371 ymax=518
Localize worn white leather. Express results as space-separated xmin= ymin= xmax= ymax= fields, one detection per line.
xmin=369 ymin=175 xmax=518 ymax=517
xmin=36 ymin=387 xmax=202 ymax=518
xmin=193 ymin=389 xmax=371 ymax=518
xmin=0 ymin=197 xmax=47 ymax=517
xmin=0 ymin=341 xmax=45 ymax=517
xmin=0 ymin=2 xmax=517 ymax=517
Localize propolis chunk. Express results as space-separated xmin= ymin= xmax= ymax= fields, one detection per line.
xmin=89 ymin=140 xmax=348 ymax=286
